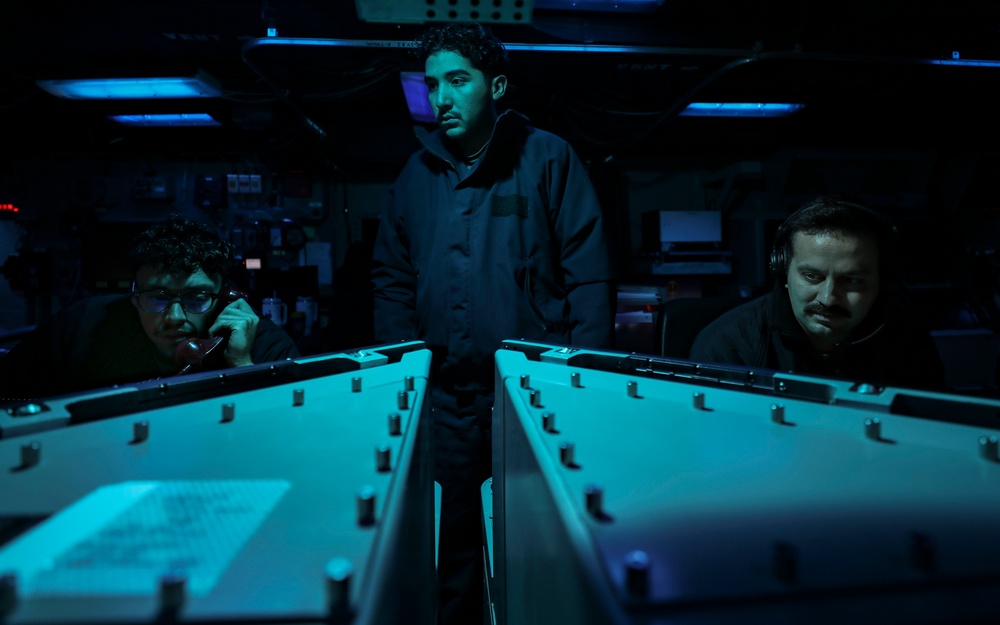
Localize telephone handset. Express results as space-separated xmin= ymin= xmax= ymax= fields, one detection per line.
xmin=173 ymin=288 xmax=248 ymax=374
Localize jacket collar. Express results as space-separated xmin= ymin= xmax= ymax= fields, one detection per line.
xmin=414 ymin=109 xmax=529 ymax=173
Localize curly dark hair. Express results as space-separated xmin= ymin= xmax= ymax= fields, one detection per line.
xmin=413 ymin=22 xmax=510 ymax=80
xmin=127 ymin=215 xmax=235 ymax=279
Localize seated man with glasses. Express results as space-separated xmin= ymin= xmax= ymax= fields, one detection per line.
xmin=0 ymin=215 xmax=299 ymax=399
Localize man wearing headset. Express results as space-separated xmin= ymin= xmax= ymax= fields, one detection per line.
xmin=690 ymin=195 xmax=945 ymax=390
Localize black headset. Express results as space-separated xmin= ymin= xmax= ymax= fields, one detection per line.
xmin=769 ymin=196 xmax=903 ymax=291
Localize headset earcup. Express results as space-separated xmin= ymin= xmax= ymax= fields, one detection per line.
xmin=769 ymin=244 xmax=786 ymax=279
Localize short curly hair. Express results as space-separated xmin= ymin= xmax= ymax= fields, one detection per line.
xmin=127 ymin=214 xmax=235 ymax=279
xmin=413 ymin=22 xmax=510 ymax=80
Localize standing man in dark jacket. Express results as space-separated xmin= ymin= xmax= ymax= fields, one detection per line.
xmin=690 ymin=195 xmax=945 ymax=390
xmin=371 ymin=22 xmax=615 ymax=625
xmin=0 ymin=215 xmax=299 ymax=399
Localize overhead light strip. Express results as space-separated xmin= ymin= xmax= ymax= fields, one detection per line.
xmin=244 ymin=37 xmax=726 ymax=57
xmin=37 ymin=72 xmax=221 ymax=100
xmin=109 ymin=113 xmax=221 ymax=127
xmin=680 ymin=103 xmax=804 ymax=118
xmin=930 ymin=58 xmax=1000 ymax=68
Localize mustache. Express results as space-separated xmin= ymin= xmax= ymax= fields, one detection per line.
xmin=805 ymin=303 xmax=851 ymax=318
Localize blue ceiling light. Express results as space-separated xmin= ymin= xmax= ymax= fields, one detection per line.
xmin=680 ymin=102 xmax=805 ymax=118
xmin=37 ymin=71 xmax=221 ymax=100
xmin=931 ymin=51 xmax=1000 ymax=67
xmin=930 ymin=59 xmax=1000 ymax=67
xmin=109 ymin=113 xmax=221 ymax=127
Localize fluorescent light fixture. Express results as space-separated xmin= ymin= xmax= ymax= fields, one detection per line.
xmin=400 ymin=72 xmax=436 ymax=124
xmin=680 ymin=102 xmax=804 ymax=118
xmin=108 ymin=113 xmax=221 ymax=127
xmin=37 ymin=72 xmax=221 ymax=100
xmin=930 ymin=58 xmax=1000 ymax=67
xmin=535 ymin=0 xmax=663 ymax=12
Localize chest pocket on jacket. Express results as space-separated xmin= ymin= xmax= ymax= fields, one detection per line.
xmin=491 ymin=194 xmax=529 ymax=217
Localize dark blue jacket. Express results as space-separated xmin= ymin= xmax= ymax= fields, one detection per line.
xmin=371 ymin=111 xmax=615 ymax=390
xmin=689 ymin=281 xmax=947 ymax=391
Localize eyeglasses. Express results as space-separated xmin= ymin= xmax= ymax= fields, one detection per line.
xmin=131 ymin=286 xmax=222 ymax=314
